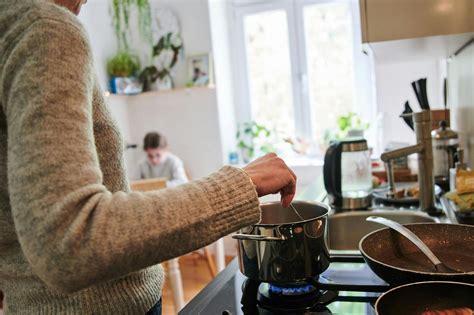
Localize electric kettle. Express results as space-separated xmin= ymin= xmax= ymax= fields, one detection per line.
xmin=323 ymin=139 xmax=372 ymax=210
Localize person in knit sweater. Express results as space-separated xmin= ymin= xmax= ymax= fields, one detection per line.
xmin=0 ymin=0 xmax=297 ymax=314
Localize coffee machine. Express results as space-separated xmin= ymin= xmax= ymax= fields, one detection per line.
xmin=324 ymin=139 xmax=372 ymax=210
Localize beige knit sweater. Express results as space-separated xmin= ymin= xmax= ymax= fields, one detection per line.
xmin=0 ymin=0 xmax=261 ymax=314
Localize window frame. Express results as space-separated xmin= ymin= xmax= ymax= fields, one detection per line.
xmin=231 ymin=0 xmax=375 ymax=144
xmin=232 ymin=0 xmax=304 ymax=136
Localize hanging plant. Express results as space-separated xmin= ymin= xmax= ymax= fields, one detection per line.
xmin=236 ymin=122 xmax=275 ymax=163
xmin=111 ymin=0 xmax=153 ymax=50
xmin=136 ymin=0 xmax=153 ymax=45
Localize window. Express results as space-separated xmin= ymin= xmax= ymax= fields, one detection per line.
xmin=232 ymin=0 xmax=375 ymax=155
xmin=243 ymin=9 xmax=296 ymax=137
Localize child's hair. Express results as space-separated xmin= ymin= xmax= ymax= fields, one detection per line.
xmin=143 ymin=132 xmax=168 ymax=150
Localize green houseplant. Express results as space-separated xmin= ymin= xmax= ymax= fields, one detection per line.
xmin=107 ymin=51 xmax=140 ymax=77
xmin=236 ymin=121 xmax=275 ymax=163
xmin=107 ymin=51 xmax=142 ymax=94
xmin=108 ymin=0 xmax=153 ymax=94
xmin=139 ymin=32 xmax=183 ymax=91
xmin=111 ymin=0 xmax=153 ymax=51
xmin=323 ymin=112 xmax=370 ymax=144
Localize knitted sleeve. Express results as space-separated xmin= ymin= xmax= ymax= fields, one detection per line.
xmin=3 ymin=18 xmax=260 ymax=293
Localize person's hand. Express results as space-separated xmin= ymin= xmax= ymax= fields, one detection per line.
xmin=243 ymin=153 xmax=297 ymax=207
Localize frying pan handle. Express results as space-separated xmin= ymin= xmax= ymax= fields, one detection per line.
xmin=309 ymin=274 xmax=390 ymax=293
xmin=232 ymin=234 xmax=286 ymax=241
xmin=330 ymin=252 xmax=365 ymax=263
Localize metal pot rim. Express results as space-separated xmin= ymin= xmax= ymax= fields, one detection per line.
xmin=253 ymin=200 xmax=329 ymax=227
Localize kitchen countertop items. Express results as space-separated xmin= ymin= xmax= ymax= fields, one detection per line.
xmin=402 ymin=101 xmax=415 ymax=131
xmin=233 ymin=201 xmax=331 ymax=284
xmin=375 ymin=281 xmax=474 ymax=315
xmin=360 ymin=223 xmax=474 ymax=285
xmin=412 ymin=78 xmax=431 ymax=110
xmin=367 ymin=216 xmax=458 ymax=273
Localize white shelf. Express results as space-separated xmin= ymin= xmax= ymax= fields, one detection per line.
xmin=105 ymin=85 xmax=216 ymax=99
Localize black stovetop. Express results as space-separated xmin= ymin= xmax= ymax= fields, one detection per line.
xmin=179 ymin=257 xmax=390 ymax=315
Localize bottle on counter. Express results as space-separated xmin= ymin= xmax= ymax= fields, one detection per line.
xmin=228 ymin=151 xmax=239 ymax=165
xmin=449 ymin=148 xmax=468 ymax=191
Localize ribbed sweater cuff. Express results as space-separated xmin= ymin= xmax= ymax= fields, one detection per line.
xmin=200 ymin=166 xmax=261 ymax=236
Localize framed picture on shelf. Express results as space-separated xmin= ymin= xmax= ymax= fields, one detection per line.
xmin=186 ymin=53 xmax=213 ymax=87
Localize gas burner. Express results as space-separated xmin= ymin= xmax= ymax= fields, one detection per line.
xmin=268 ymin=283 xmax=317 ymax=296
xmin=256 ymin=282 xmax=338 ymax=314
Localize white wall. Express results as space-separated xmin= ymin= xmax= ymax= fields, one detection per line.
xmin=79 ymin=0 xmax=213 ymax=90
xmin=370 ymin=33 xmax=472 ymax=150
xmin=448 ymin=43 xmax=474 ymax=167
xmin=208 ymin=1 xmax=238 ymax=163
xmin=78 ymin=0 xmax=227 ymax=180
xmin=374 ymin=59 xmax=446 ymax=149
xmin=106 ymin=88 xmax=224 ymax=180
xmin=78 ymin=0 xmax=115 ymax=91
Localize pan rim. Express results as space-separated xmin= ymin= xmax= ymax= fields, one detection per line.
xmin=374 ymin=280 xmax=474 ymax=314
xmin=359 ymin=222 xmax=474 ymax=276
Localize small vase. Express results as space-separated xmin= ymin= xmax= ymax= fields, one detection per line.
xmin=155 ymin=75 xmax=174 ymax=91
xmin=109 ymin=76 xmax=143 ymax=95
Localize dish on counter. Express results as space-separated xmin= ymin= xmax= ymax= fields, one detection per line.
xmin=442 ymin=191 xmax=474 ymax=225
xmin=444 ymin=191 xmax=474 ymax=212
xmin=373 ymin=185 xmax=441 ymax=206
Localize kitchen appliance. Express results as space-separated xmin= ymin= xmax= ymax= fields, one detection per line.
xmin=375 ymin=281 xmax=474 ymax=315
xmin=232 ymin=201 xmax=330 ymax=284
xmin=242 ymin=278 xmax=339 ymax=314
xmin=179 ymin=257 xmax=390 ymax=315
xmin=359 ymin=223 xmax=474 ymax=285
xmin=432 ymin=120 xmax=459 ymax=190
xmin=366 ymin=217 xmax=458 ymax=273
xmin=324 ymin=139 xmax=372 ymax=210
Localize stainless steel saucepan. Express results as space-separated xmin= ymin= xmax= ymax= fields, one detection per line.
xmin=232 ymin=201 xmax=330 ymax=284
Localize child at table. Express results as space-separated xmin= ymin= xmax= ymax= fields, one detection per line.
xmin=136 ymin=132 xmax=188 ymax=187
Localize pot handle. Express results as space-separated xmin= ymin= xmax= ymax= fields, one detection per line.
xmin=232 ymin=234 xmax=286 ymax=241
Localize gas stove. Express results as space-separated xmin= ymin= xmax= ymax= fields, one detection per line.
xmin=179 ymin=257 xmax=390 ymax=315
xmin=244 ymin=279 xmax=339 ymax=314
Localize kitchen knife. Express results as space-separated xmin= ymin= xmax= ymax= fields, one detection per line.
xmin=402 ymin=101 xmax=414 ymax=131
xmin=411 ymin=81 xmax=424 ymax=110
xmin=420 ymin=78 xmax=430 ymax=110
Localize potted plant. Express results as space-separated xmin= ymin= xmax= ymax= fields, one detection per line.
xmin=139 ymin=32 xmax=183 ymax=91
xmin=322 ymin=112 xmax=370 ymax=150
xmin=107 ymin=51 xmax=142 ymax=95
xmin=236 ymin=121 xmax=275 ymax=163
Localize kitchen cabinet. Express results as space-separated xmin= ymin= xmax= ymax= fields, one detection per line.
xmin=360 ymin=0 xmax=474 ymax=43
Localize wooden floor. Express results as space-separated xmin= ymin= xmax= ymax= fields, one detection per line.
xmin=161 ymin=255 xmax=234 ymax=315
